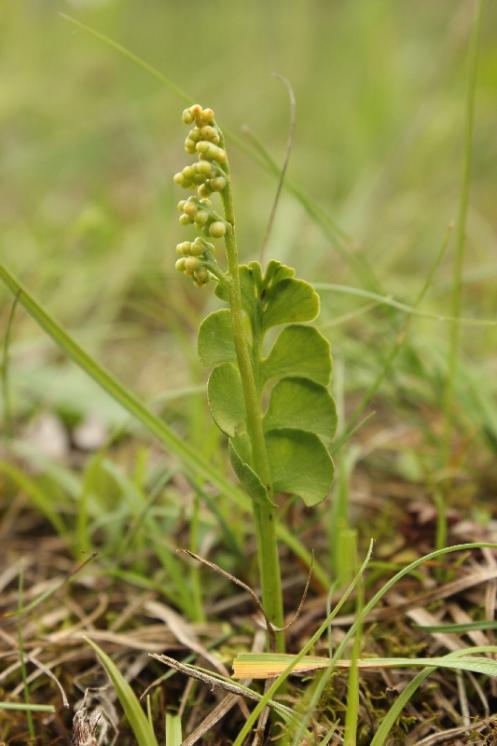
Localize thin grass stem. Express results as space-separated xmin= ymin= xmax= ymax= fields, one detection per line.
xmin=444 ymin=0 xmax=483 ymax=460
xmin=344 ymin=539 xmax=363 ymax=746
xmin=189 ymin=491 xmax=205 ymax=623
xmin=59 ymin=14 xmax=192 ymax=103
xmin=1 ymin=291 xmax=19 ymax=443
xmin=344 ymin=223 xmax=452 ymax=433
xmin=259 ymin=75 xmax=296 ymax=265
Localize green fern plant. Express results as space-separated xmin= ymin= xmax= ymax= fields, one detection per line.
xmin=173 ymin=104 xmax=337 ymax=651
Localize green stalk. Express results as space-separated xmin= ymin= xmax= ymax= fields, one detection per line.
xmin=221 ymin=150 xmax=285 ymax=651
xmin=190 ymin=491 xmax=205 ymax=623
xmin=2 ymin=292 xmax=19 ymax=443
xmin=444 ymin=0 xmax=483 ymax=460
xmin=344 ymin=532 xmax=362 ymax=746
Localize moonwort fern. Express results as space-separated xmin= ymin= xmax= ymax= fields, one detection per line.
xmin=173 ymin=104 xmax=336 ymax=651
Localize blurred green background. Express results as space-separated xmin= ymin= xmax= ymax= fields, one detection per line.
xmin=1 ymin=0 xmax=496 ymax=461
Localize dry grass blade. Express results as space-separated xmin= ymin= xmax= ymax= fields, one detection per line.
xmin=233 ymin=651 xmax=497 ymax=679
xmin=279 ymin=558 xmax=313 ymax=632
xmin=22 ymin=653 xmax=69 ymax=708
xmin=3 ymin=552 xmax=97 ymax=622
xmin=447 ymin=602 xmax=490 ymax=647
xmin=180 ymin=549 xmax=312 ymax=641
xmin=403 ymin=605 xmax=462 ymax=652
xmin=52 ymin=627 xmax=182 ymax=652
xmin=181 ymin=693 xmax=243 ymax=746
xmin=145 ymin=600 xmax=228 ymax=677
xmin=146 ymin=599 xmax=251 ymax=720
xmin=150 ymin=654 xmax=258 ymax=699
xmin=0 ymin=613 xmax=69 ymax=707
xmin=0 ymin=559 xmax=27 ymax=595
xmin=149 ymin=653 xmax=295 ymax=723
xmin=179 ymin=549 xmax=275 ymax=650
xmin=401 ymin=602 xmax=490 ymax=717
xmin=233 ymin=653 xmax=330 ymax=678
xmin=48 ymin=593 xmax=109 ymax=643
xmin=181 ymin=630 xmax=265 ymax=746
xmin=414 ymin=715 xmax=497 ymax=745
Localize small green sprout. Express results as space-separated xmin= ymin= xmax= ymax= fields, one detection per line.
xmin=172 ymin=105 xmax=336 ymax=650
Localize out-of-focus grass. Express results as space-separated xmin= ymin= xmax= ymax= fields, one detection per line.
xmin=2 ymin=1 xmax=496 ymax=420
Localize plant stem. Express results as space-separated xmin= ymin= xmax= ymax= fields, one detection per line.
xmin=220 ymin=150 xmax=285 ymax=652
xmin=444 ymin=0 xmax=483 ymax=460
xmin=344 ymin=532 xmax=362 ymax=746
xmin=190 ymin=491 xmax=205 ymax=623
xmin=2 ymin=292 xmax=19 ymax=444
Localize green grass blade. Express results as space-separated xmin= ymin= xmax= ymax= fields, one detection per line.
xmin=328 ymin=544 xmax=497 ymax=670
xmin=444 ymin=0 xmax=484 ymax=456
xmin=85 ymin=637 xmax=159 ymax=746
xmin=1 ymin=291 xmax=19 ymax=440
xmin=289 ymin=542 xmax=497 ymax=743
xmin=417 ymin=619 xmax=497 ymax=633
xmin=344 ymin=223 xmax=451 ymax=433
xmin=0 ymin=702 xmax=55 ymax=712
xmin=329 ymin=412 xmax=375 ymax=457
xmin=344 ymin=536 xmax=362 ymax=746
xmin=0 ymin=266 xmax=228 ymax=497
xmin=165 ymin=712 xmax=182 ymax=745
xmin=0 ymin=265 xmax=330 ymax=587
xmin=153 ymin=656 xmax=297 ymax=724
xmin=318 ymin=722 xmax=340 ymax=746
xmin=370 ymin=667 xmax=433 ymax=746
xmin=316 ymin=283 xmax=497 ymax=326
xmin=241 ymin=128 xmax=379 ymax=290
xmin=234 ymin=649 xmax=497 ymax=677
xmin=59 ymin=14 xmax=192 ymax=104
xmin=355 ymin=652 xmax=497 ymax=672
xmin=371 ymin=645 xmax=497 ymax=745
